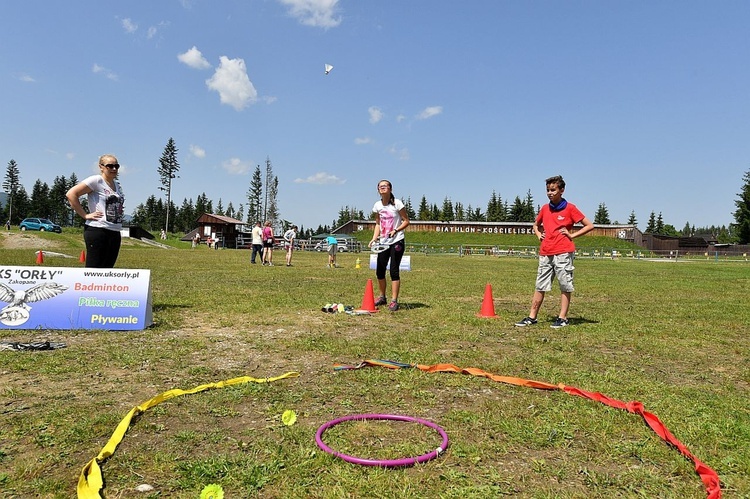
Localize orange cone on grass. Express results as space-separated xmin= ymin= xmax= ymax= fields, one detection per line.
xmin=79 ymin=250 xmax=86 ymax=263
xmin=476 ymin=283 xmax=499 ymax=318
xmin=36 ymin=250 xmax=44 ymax=265
xmin=358 ymin=278 xmax=378 ymax=313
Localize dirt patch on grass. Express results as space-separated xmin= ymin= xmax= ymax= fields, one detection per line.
xmin=0 ymin=231 xmax=67 ymax=250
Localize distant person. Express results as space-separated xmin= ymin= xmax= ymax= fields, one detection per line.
xmin=5 ymin=220 xmax=10 ymax=231
xmin=192 ymin=232 xmax=200 ymax=248
xmin=250 ymin=221 xmax=263 ymax=264
xmin=283 ymin=225 xmax=297 ymax=266
xmin=262 ymin=221 xmax=275 ymax=266
xmin=66 ymin=154 xmax=125 ymax=268
xmin=515 ymin=175 xmax=594 ymax=329
xmin=369 ymin=179 xmax=410 ymax=311
xmin=326 ymin=235 xmax=338 ymax=268
xmin=160 ymin=229 xmax=167 ymax=240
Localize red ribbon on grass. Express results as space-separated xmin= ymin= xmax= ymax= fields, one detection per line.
xmin=334 ymin=359 xmax=721 ymax=499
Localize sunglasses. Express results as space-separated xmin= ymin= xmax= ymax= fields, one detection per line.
xmin=101 ymin=163 xmax=120 ymax=170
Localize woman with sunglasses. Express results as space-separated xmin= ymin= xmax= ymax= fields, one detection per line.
xmin=66 ymin=154 xmax=125 ymax=268
xmin=369 ymin=179 xmax=410 ymax=311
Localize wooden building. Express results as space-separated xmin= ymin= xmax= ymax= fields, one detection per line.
xmin=336 ymin=220 xmax=643 ymax=245
xmin=182 ymin=213 xmax=248 ymax=248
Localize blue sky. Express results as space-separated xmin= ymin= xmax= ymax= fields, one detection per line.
xmin=1 ymin=0 xmax=748 ymax=231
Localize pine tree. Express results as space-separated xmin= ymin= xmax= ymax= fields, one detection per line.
xmin=454 ymin=202 xmax=464 ymax=221
xmin=177 ymin=198 xmax=195 ymax=232
xmin=655 ymin=212 xmax=665 ymax=234
xmin=3 ymin=159 xmax=21 ymax=224
xmin=48 ymin=176 xmax=70 ymax=225
xmin=627 ymin=210 xmax=637 ymax=227
xmin=440 ymin=197 xmax=454 ymax=221
xmin=404 ymin=197 xmax=416 ymax=220
xmin=645 ymin=211 xmax=656 ymax=233
xmin=30 ymin=180 xmax=51 ymax=219
xmin=594 ymin=203 xmax=611 ymax=224
xmin=157 ymin=138 xmax=180 ymax=233
xmin=417 ymin=196 xmax=430 ymax=221
xmin=246 ymin=165 xmax=263 ymax=224
xmin=430 ymin=203 xmax=441 ymax=220
xmin=522 ymin=190 xmax=534 ymax=222
xmin=266 ymin=175 xmax=279 ymax=226
xmin=195 ymin=193 xmax=208 ymax=216
xmin=486 ymin=191 xmax=500 ymax=222
xmin=13 ymin=186 xmax=30 ymax=222
xmin=261 ymin=157 xmax=280 ymax=224
xmin=733 ymin=169 xmax=750 ymax=244
xmin=508 ymin=196 xmax=525 ymax=222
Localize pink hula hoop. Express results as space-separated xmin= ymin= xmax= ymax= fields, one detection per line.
xmin=315 ymin=413 xmax=449 ymax=467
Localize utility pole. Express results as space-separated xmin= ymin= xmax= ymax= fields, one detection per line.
xmin=158 ymin=172 xmax=176 ymax=233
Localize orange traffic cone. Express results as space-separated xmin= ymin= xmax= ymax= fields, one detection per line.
xmin=476 ymin=283 xmax=499 ymax=318
xmin=36 ymin=250 xmax=44 ymax=265
xmin=358 ymin=278 xmax=379 ymax=313
xmin=79 ymin=250 xmax=86 ymax=263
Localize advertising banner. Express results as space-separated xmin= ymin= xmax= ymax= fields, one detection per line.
xmin=369 ymin=254 xmax=411 ymax=271
xmin=0 ymin=266 xmax=152 ymax=331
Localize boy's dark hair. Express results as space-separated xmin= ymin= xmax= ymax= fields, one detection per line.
xmin=545 ymin=175 xmax=565 ymax=190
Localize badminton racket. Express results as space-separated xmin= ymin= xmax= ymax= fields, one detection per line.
xmin=370 ymin=238 xmax=390 ymax=254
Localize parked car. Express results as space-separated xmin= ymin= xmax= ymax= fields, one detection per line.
xmin=19 ymin=218 xmax=62 ymax=233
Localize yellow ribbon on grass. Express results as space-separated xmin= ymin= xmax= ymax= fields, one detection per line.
xmin=78 ymin=372 xmax=300 ymax=499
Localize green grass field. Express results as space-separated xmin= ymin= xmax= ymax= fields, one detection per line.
xmin=0 ymin=230 xmax=748 ymax=498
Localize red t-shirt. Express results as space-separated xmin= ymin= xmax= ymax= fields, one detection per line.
xmin=536 ymin=202 xmax=586 ymax=256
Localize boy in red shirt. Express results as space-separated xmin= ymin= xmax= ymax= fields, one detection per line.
xmin=515 ymin=175 xmax=594 ymax=328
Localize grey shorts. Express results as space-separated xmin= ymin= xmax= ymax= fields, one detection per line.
xmin=328 ymin=244 xmax=337 ymax=256
xmin=535 ymin=252 xmax=575 ymax=293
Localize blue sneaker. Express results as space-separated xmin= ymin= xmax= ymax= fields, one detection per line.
xmin=551 ymin=317 xmax=569 ymax=329
xmin=514 ymin=317 xmax=537 ymax=327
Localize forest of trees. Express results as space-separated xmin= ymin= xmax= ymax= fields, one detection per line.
xmin=3 ymin=153 xmax=749 ymax=245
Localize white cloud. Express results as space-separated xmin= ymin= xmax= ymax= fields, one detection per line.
xmin=15 ymin=73 xmax=35 ymax=83
xmin=92 ymin=64 xmax=118 ymax=81
xmin=222 ymin=157 xmax=252 ymax=175
xmin=278 ymin=0 xmax=342 ymax=29
xmin=178 ymin=46 xmax=212 ymax=70
xmin=262 ymin=95 xmax=278 ymax=104
xmin=147 ymin=26 xmax=157 ymax=39
xmin=396 ymin=114 xmax=406 ymax=123
xmin=122 ymin=18 xmax=138 ymax=33
xmin=66 ymin=152 xmax=75 ymax=161
xmin=388 ymin=144 xmax=410 ymax=161
xmin=368 ymin=106 xmax=383 ymax=124
xmin=294 ymin=172 xmax=346 ymax=185
xmin=189 ymin=144 xmax=206 ymax=158
xmin=205 ymin=56 xmax=258 ymax=111
xmin=416 ymin=105 xmax=443 ymax=120
xmin=354 ymin=137 xmax=372 ymax=145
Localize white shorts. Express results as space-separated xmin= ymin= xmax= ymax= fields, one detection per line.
xmin=535 ymin=252 xmax=575 ymax=293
